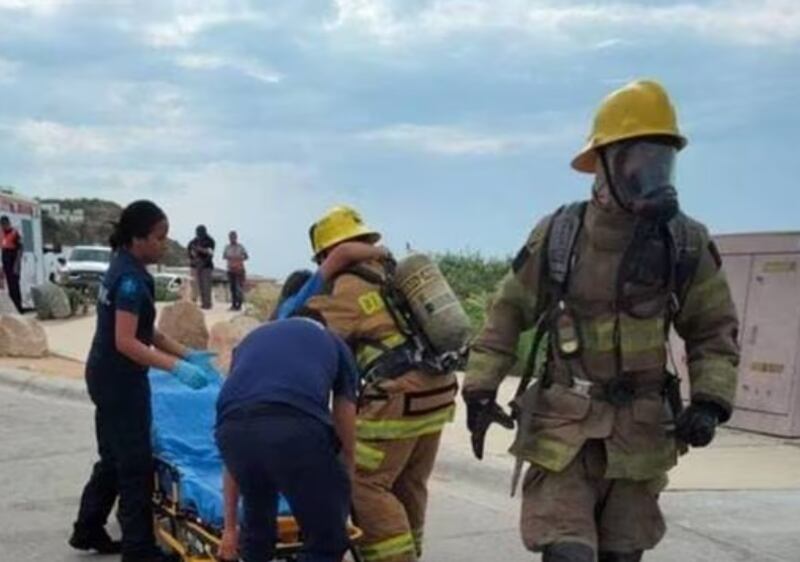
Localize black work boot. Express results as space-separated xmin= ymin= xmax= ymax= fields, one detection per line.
xmin=599 ymin=551 xmax=644 ymax=562
xmin=542 ymin=542 xmax=595 ymax=562
xmin=68 ymin=525 xmax=122 ymax=554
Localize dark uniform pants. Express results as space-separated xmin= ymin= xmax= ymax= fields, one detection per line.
xmin=2 ymin=265 xmax=22 ymax=313
xmin=228 ymin=271 xmax=245 ymax=310
xmin=521 ymin=440 xmax=666 ymax=555
xmin=216 ymin=406 xmax=351 ymax=562
xmin=74 ymin=392 xmax=156 ymax=557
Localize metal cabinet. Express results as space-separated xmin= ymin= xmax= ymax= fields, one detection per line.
xmin=671 ymin=232 xmax=800 ymax=437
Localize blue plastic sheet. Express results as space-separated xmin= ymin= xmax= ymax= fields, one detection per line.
xmin=149 ymin=368 xmax=291 ymax=528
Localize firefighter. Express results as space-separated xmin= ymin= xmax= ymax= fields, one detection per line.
xmin=305 ymin=206 xmax=459 ymax=562
xmin=462 ymin=80 xmax=740 ymax=562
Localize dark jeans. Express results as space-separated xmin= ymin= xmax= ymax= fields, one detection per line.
xmin=216 ymin=406 xmax=351 ymax=562
xmin=74 ymin=386 xmax=156 ymax=557
xmin=228 ymin=271 xmax=245 ymax=310
xmin=2 ymin=265 xmax=22 ymax=313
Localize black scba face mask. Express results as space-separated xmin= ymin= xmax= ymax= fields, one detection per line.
xmin=601 ymin=139 xmax=680 ymax=223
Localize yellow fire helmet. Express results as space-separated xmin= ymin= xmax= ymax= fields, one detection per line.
xmin=571 ymin=79 xmax=688 ymax=174
xmin=309 ymin=205 xmax=381 ymax=257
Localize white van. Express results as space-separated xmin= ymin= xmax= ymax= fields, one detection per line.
xmin=0 ymin=189 xmax=45 ymax=309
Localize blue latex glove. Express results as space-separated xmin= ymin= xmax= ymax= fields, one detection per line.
xmin=171 ymin=360 xmax=209 ymax=390
xmin=185 ymin=350 xmax=223 ymax=384
xmin=185 ymin=349 xmax=218 ymax=368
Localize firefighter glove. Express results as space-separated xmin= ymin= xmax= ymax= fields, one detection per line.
xmin=464 ymin=390 xmax=515 ymax=461
xmin=675 ymin=401 xmax=723 ymax=448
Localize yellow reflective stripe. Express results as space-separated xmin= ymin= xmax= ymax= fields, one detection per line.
xmin=581 ymin=318 xmax=615 ymax=352
xmin=355 ymin=441 xmax=385 ymax=470
xmin=681 ymin=272 xmax=730 ymax=319
xmin=620 ymin=316 xmax=665 ymax=354
xmin=581 ymin=317 xmax=664 ymax=354
xmin=513 ymin=435 xmax=580 ymax=472
xmin=356 ymin=333 xmax=408 ymax=369
xmin=360 ymin=532 xmax=416 ymax=561
xmin=689 ymin=357 xmax=738 ymax=405
xmin=357 ymin=405 xmax=455 ymax=440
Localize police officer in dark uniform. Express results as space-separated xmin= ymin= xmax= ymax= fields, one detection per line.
xmin=69 ymin=200 xmax=216 ymax=562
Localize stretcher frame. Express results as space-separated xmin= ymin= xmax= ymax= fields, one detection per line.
xmin=153 ymin=458 xmax=364 ymax=561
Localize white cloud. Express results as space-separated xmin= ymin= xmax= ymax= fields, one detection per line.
xmin=15 ymin=120 xmax=113 ymax=156
xmin=329 ymin=0 xmax=800 ymax=46
xmin=25 ymin=161 xmax=346 ymax=277
xmin=0 ymin=0 xmax=72 ymax=15
xmin=359 ymin=123 xmax=577 ymax=156
xmin=143 ymin=7 xmax=268 ymax=48
xmin=176 ymin=54 xmax=282 ymax=84
xmin=13 ymin=119 xmax=204 ymax=158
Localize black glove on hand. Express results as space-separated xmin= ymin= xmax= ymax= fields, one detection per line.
xmin=463 ymin=390 xmax=515 ymax=460
xmin=675 ymin=401 xmax=723 ymax=448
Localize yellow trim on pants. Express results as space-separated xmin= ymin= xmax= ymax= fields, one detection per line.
xmin=356 ymin=441 xmax=386 ymax=471
xmin=356 ymin=405 xmax=456 ymax=440
xmin=360 ymin=532 xmax=417 ymax=561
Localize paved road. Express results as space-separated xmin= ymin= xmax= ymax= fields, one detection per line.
xmin=1 ymin=385 xmax=798 ymax=561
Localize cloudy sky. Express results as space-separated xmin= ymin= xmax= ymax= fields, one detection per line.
xmin=1 ymin=0 xmax=798 ymax=277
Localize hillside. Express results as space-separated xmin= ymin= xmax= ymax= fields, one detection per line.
xmin=40 ymin=198 xmax=189 ymax=266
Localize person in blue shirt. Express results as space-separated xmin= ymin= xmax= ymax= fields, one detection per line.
xmin=70 ymin=200 xmax=216 ymax=562
xmin=215 ymin=315 xmax=361 ymax=562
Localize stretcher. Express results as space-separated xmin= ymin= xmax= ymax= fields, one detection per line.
xmin=149 ymin=369 xmax=364 ymax=561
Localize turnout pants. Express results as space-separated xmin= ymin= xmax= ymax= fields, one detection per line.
xmin=520 ymin=440 xmax=667 ymax=556
xmin=216 ymin=405 xmax=352 ymax=562
xmin=353 ymin=371 xmax=457 ymax=562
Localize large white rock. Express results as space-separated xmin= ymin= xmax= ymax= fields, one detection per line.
xmin=0 ymin=291 xmax=16 ymax=315
xmin=0 ymin=314 xmax=49 ymax=357
xmin=208 ymin=315 xmax=261 ymax=374
xmin=31 ymin=283 xmax=72 ymax=320
xmin=157 ymin=301 xmax=209 ymax=350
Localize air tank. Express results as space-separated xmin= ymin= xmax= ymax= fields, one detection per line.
xmin=393 ymin=253 xmax=472 ymax=355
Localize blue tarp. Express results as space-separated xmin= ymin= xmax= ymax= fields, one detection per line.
xmin=149 ymin=368 xmax=291 ymax=528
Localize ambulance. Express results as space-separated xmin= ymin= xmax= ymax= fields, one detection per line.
xmin=0 ymin=188 xmax=46 ymax=309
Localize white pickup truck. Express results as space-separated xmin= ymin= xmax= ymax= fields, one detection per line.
xmin=57 ymin=245 xmax=112 ymax=286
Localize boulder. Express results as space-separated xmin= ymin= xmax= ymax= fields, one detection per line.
xmin=245 ymin=281 xmax=281 ymax=321
xmin=0 ymin=291 xmax=16 ymax=315
xmin=208 ymin=315 xmax=261 ymax=374
xmin=0 ymin=314 xmax=48 ymax=357
xmin=31 ymin=283 xmax=72 ymax=320
xmin=157 ymin=301 xmax=209 ymax=350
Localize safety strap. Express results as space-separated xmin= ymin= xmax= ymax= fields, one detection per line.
xmin=546 ymin=201 xmax=588 ymax=291
xmin=514 ymin=203 xmax=701 ymax=403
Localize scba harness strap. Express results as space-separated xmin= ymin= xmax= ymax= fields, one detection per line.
xmin=513 ymin=202 xmax=702 ymax=406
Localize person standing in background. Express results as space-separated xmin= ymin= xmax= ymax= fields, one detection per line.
xmin=188 ymin=225 xmax=215 ymax=310
xmin=0 ymin=215 xmax=24 ymax=313
xmin=223 ymin=230 xmax=248 ymax=311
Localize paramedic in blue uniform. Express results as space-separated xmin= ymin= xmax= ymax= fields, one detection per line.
xmin=70 ymin=200 xmax=216 ymax=562
xmin=215 ymin=315 xmax=359 ymax=562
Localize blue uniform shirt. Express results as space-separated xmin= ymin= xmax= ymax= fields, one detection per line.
xmin=217 ymin=318 xmax=359 ymax=426
xmin=275 ymin=270 xmax=324 ymax=320
xmin=86 ymin=249 xmax=156 ymax=400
